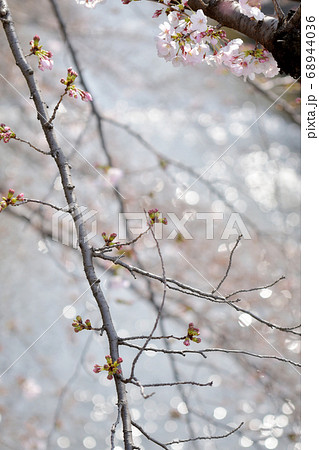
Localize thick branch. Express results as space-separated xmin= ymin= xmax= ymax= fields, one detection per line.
xmin=0 ymin=2 xmax=133 ymax=448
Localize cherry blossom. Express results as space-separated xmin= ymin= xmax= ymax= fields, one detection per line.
xmin=121 ymin=0 xmax=278 ymax=80
xmin=189 ymin=9 xmax=207 ymax=33
xmin=0 ymin=123 xmax=16 ymax=143
xmin=0 ymin=189 xmax=24 ymax=212
xmin=167 ymin=11 xmax=181 ymax=27
xmin=211 ymin=38 xmax=243 ymax=66
xmin=220 ymin=47 xmax=279 ymax=81
xmin=60 ymin=68 xmax=93 ymax=102
xmin=93 ymin=355 xmax=123 ymax=380
xmin=155 ymin=6 xmax=228 ymax=67
xmin=238 ymin=0 xmax=265 ymax=21
xmin=29 ymin=35 xmax=54 ymax=71
xmin=149 ymin=0 xmax=279 ymax=80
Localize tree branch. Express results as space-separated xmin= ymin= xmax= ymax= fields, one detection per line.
xmin=0 ymin=2 xmax=134 ymax=448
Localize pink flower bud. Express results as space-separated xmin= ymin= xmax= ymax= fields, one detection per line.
xmin=81 ymin=91 xmax=93 ymax=102
xmin=93 ymin=364 xmax=101 ymax=373
xmin=152 ymin=9 xmax=162 ymax=18
xmin=7 ymin=189 xmax=15 ymax=199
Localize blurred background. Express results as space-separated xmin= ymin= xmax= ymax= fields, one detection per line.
xmin=0 ymin=0 xmax=300 ymax=449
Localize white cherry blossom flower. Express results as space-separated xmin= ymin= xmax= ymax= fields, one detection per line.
xmin=238 ymin=0 xmax=265 ymax=21
xmin=190 ymin=9 xmax=207 ymax=33
xmin=168 ymin=11 xmax=180 ymax=27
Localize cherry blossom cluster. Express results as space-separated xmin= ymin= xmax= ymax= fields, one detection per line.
xmin=238 ymin=0 xmax=264 ymax=21
xmin=0 ymin=123 xmax=16 ymax=143
xmin=183 ymin=322 xmax=201 ymax=346
xmin=0 ymin=189 xmax=24 ymax=213
xmin=77 ymin=0 xmax=279 ymax=80
xmin=60 ymin=68 xmax=93 ymax=102
xmin=148 ymin=208 xmax=168 ymax=225
xmin=72 ymin=315 xmax=92 ymax=333
xmin=93 ymin=355 xmax=123 ymax=380
xmin=154 ymin=1 xmax=228 ymax=67
xmin=214 ymin=39 xmax=279 ymax=80
xmin=29 ymin=35 xmax=54 ymax=71
xmin=152 ymin=1 xmax=277 ymax=79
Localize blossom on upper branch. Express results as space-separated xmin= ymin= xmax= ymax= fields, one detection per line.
xmin=0 ymin=189 xmax=24 ymax=213
xmin=155 ymin=7 xmax=227 ymax=67
xmin=189 ymin=9 xmax=207 ymax=33
xmin=238 ymin=0 xmax=265 ymax=21
xmin=29 ymin=35 xmax=54 ymax=71
xmin=151 ymin=0 xmax=278 ymax=80
xmin=216 ymin=44 xmax=279 ymax=80
xmin=60 ymin=68 xmax=93 ymax=102
xmin=93 ymin=355 xmax=123 ymax=380
xmin=0 ymin=123 xmax=16 ymax=143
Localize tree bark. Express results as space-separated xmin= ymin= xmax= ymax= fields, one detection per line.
xmin=0 ymin=1 xmax=134 ymax=448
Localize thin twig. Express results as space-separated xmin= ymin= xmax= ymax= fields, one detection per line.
xmin=214 ymin=234 xmax=242 ymax=292
xmin=49 ymin=0 xmax=111 ymax=162
xmin=94 ymin=224 xmax=152 ymax=254
xmin=121 ymin=341 xmax=301 ymax=367
xmin=47 ymin=90 xmax=67 ymax=125
xmin=96 ymin=254 xmax=301 ymax=335
xmin=131 ymin=379 xmax=213 ymax=388
xmin=131 ymin=421 xmax=169 ymax=449
xmin=226 ymin=275 xmax=286 ymax=298
xmin=111 ymin=402 xmax=123 ymax=450
xmin=119 ymin=334 xmax=183 ymax=342
xmin=15 ymin=198 xmax=68 ymax=212
xmin=165 ymin=421 xmax=244 ymax=444
xmin=127 ymin=221 xmax=167 ymax=381
xmin=13 ymin=137 xmax=50 ymax=155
